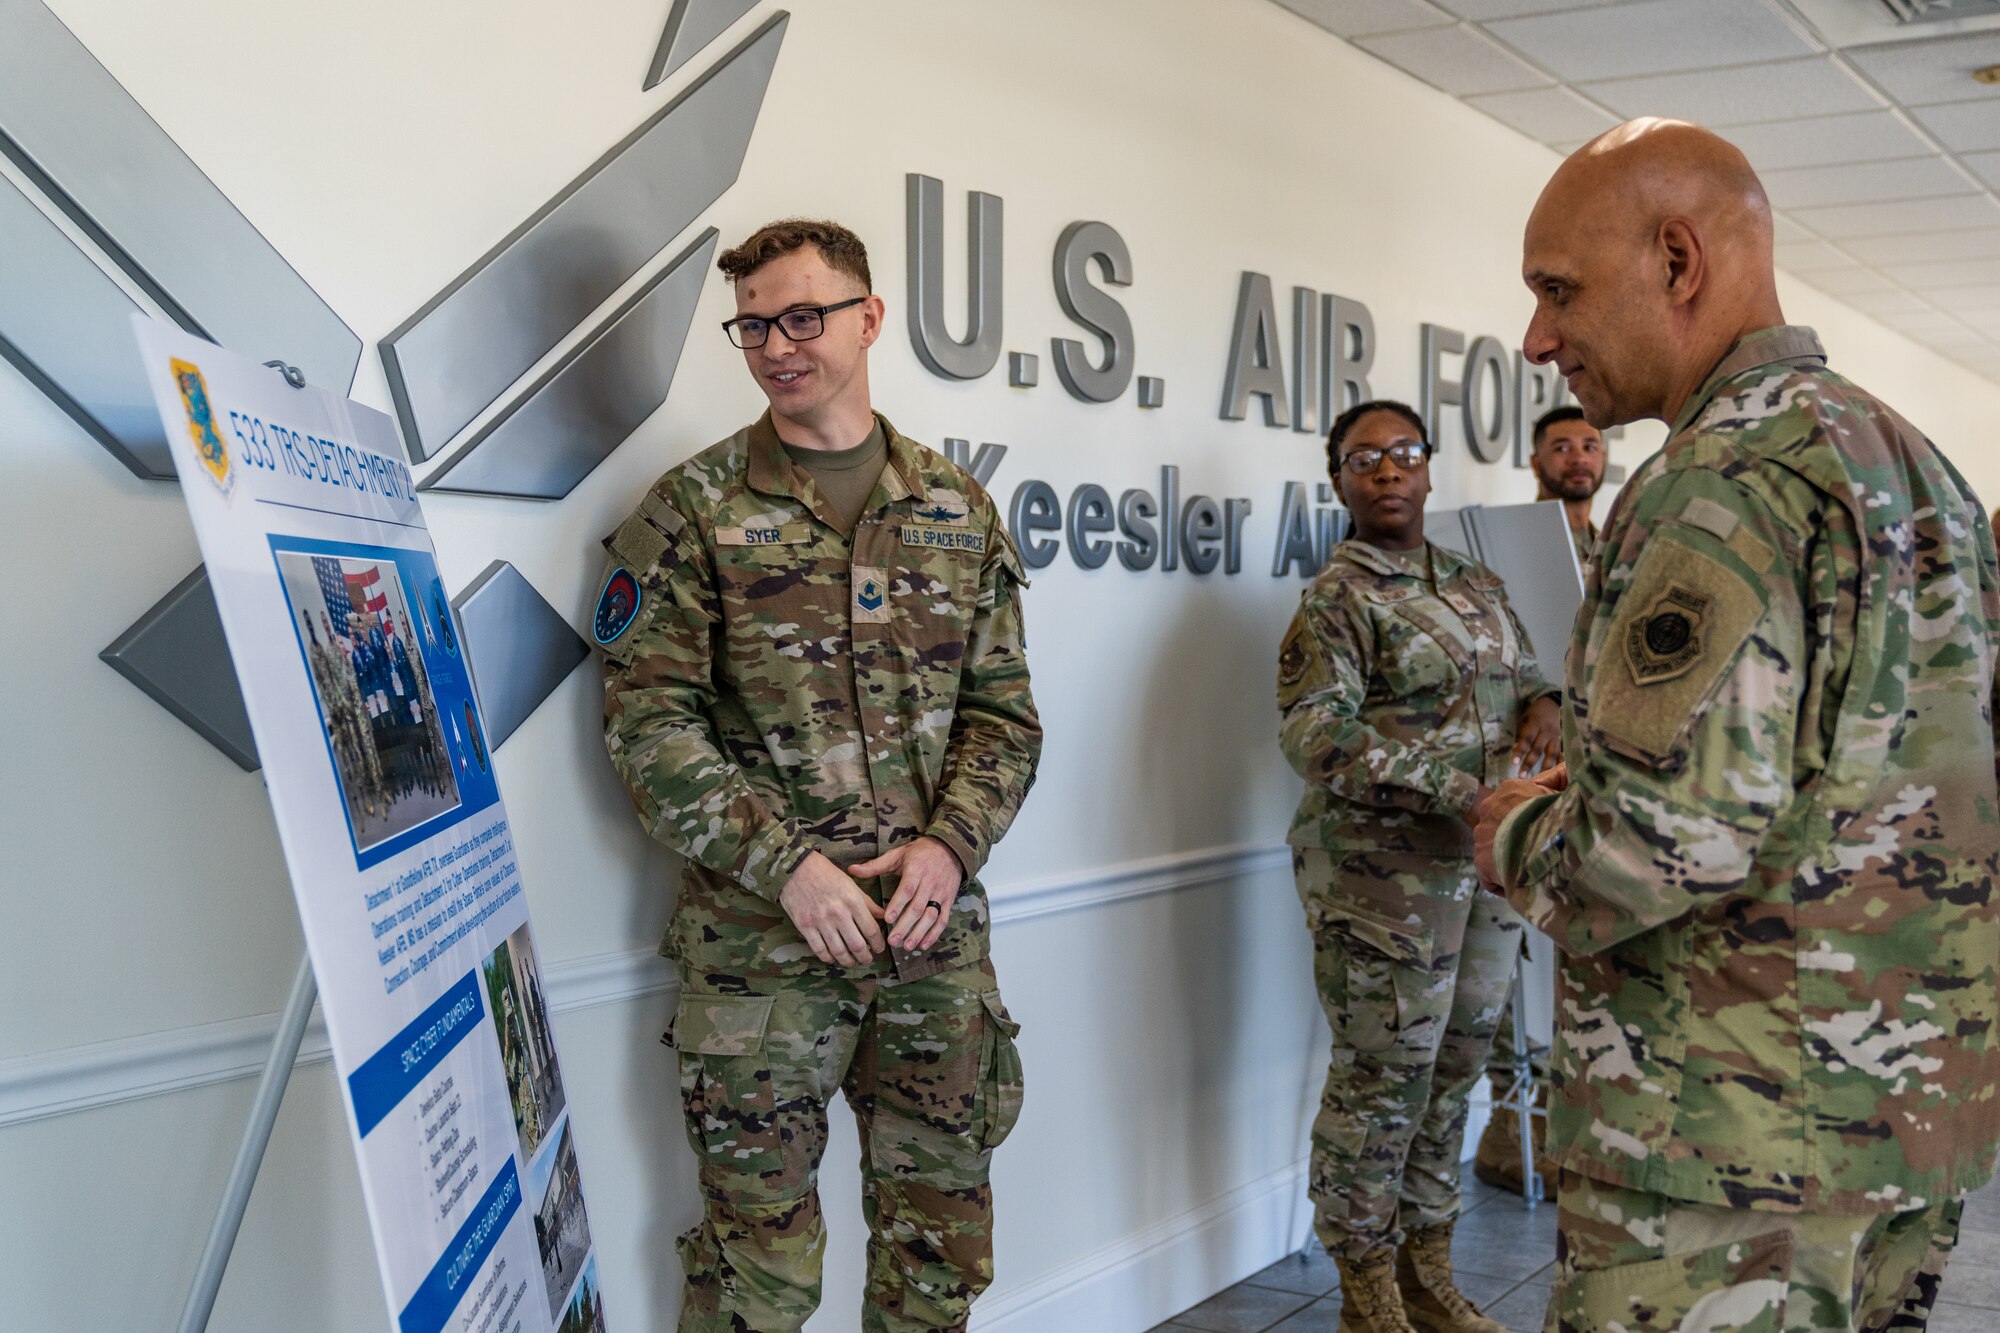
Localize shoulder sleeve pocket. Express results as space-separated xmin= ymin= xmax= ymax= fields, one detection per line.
xmin=1278 ymin=613 xmax=1329 ymax=710
xmin=597 ymin=496 xmax=696 ymax=666
xmin=1592 ymin=524 xmax=1769 ymax=768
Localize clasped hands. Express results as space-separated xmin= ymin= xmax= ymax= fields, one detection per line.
xmin=777 ymin=837 xmax=962 ymax=966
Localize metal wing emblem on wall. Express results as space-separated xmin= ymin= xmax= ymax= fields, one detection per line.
xmin=0 ymin=0 xmax=787 ymax=763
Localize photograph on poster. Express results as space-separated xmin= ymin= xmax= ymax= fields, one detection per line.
xmin=531 ymin=1118 xmax=592 ymax=1318
xmin=274 ymin=548 xmax=462 ymax=851
xmin=557 ymin=1256 xmax=606 ymax=1333
xmin=482 ymin=923 xmax=567 ymax=1162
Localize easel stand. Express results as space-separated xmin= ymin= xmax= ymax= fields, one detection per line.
xmin=175 ymin=950 xmax=318 ymax=1333
xmin=175 ymin=357 xmax=320 ymax=1333
xmin=1495 ymin=948 xmax=1546 ymax=1209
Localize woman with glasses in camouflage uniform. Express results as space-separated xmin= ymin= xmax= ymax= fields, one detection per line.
xmin=1276 ymin=400 xmax=1562 ymax=1333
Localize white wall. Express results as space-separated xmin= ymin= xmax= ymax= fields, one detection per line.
xmin=7 ymin=2 xmax=2000 ymax=1330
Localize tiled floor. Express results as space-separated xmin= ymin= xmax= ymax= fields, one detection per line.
xmin=1150 ymin=1174 xmax=2000 ymax=1333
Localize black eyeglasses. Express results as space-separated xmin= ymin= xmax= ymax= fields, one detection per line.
xmin=1340 ymin=441 xmax=1432 ymax=475
xmin=722 ymin=297 xmax=867 ymax=350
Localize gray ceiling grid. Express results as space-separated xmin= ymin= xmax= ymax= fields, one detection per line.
xmin=1270 ymin=0 xmax=2000 ymax=383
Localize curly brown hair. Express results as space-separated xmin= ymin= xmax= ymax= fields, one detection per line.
xmin=717 ymin=218 xmax=872 ymax=291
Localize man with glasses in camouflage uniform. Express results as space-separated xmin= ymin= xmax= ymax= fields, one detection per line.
xmin=597 ymin=219 xmax=1040 ymax=1333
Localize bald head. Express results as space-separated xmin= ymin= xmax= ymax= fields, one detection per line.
xmin=1521 ymin=119 xmax=1785 ymax=429
xmin=1556 ymin=119 xmax=1775 ymax=267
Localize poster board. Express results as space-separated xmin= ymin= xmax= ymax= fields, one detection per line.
xmin=134 ymin=320 xmax=607 ymax=1333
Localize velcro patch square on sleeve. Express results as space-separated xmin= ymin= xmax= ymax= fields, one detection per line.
xmin=606 ymin=513 xmax=667 ymax=572
xmin=1593 ymin=530 xmax=1767 ymax=766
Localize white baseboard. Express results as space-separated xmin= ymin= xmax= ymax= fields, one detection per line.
xmin=0 ymin=843 xmax=1288 ymax=1129
xmin=973 ymin=1159 xmax=1312 ymax=1333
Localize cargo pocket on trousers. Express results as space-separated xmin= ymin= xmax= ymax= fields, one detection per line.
xmin=1328 ymin=905 xmax=1429 ymax=1054
xmin=1551 ymin=1228 xmax=1791 ymax=1333
xmin=972 ymin=990 xmax=1024 ymax=1152
xmin=671 ymin=992 xmax=777 ymax=1164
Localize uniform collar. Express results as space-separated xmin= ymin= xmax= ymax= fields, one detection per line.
xmin=1334 ymin=538 xmax=1470 ymax=582
xmin=1670 ymin=325 xmax=1827 ymax=435
xmin=747 ymin=409 xmax=923 ymax=506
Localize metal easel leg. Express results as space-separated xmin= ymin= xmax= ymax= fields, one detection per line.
xmin=1509 ymin=948 xmax=1543 ymax=1209
xmin=175 ymin=951 xmax=318 ymax=1333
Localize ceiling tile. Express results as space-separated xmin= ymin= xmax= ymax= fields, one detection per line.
xmin=1434 ymin=0 xmax=1633 ymax=17
xmin=1484 ymin=0 xmax=1817 ymax=82
xmin=1762 ymin=157 xmax=1979 ymax=209
xmin=1579 ymin=57 xmax=1878 ymax=126
xmin=1942 ymin=283 xmax=2000 ymax=311
xmin=1465 ymin=85 xmax=1620 ymax=141
xmin=1772 ymin=211 xmax=1815 ymax=243
xmin=1881 ymin=310 xmax=1979 ymax=340
xmin=1358 ymin=24 xmax=1556 ymax=94
xmin=1727 ymin=110 xmax=1933 ymax=172
xmin=1775 ymin=239 xmax=1859 ymax=271
xmin=1844 ymin=31 xmax=2000 ymax=108
xmin=1269 ymin=0 xmax=1454 ymax=37
xmin=1790 ymin=193 xmax=2000 ymax=237
xmin=1924 ymin=335 xmax=2000 ymax=361
xmin=1795 ymin=266 xmax=1900 ymax=295
xmin=1840 ymin=287 xmax=1938 ymax=317
xmin=1882 ymin=256 xmax=2000 ymax=288
xmin=1965 ymin=149 xmax=2000 ymax=189
xmin=1843 ymin=228 xmax=2000 ymax=265
xmin=1912 ymin=100 xmax=2000 ymax=154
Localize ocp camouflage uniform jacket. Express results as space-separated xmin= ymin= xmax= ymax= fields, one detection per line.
xmin=1494 ymin=326 xmax=2000 ymax=1213
xmin=1278 ymin=539 xmax=1559 ymax=859
xmin=600 ymin=412 xmax=1041 ymax=983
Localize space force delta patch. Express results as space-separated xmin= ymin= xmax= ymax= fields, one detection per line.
xmin=901 ymin=525 xmax=986 ymax=554
xmin=594 ymin=567 xmax=643 ymax=645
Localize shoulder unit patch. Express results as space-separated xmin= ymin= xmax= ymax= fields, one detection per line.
xmin=1625 ymin=585 xmax=1710 ymax=685
xmin=594 ymin=566 xmax=643 ymax=645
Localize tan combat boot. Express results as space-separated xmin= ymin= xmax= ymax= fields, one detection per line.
xmin=1471 ymin=1104 xmax=1529 ymax=1194
xmin=1396 ymin=1222 xmax=1504 ymax=1333
xmin=1333 ymin=1250 xmax=1418 ymax=1333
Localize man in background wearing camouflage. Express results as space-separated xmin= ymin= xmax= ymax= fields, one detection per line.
xmin=1472 ymin=404 xmax=1608 ymax=1197
xmin=597 ymin=219 xmax=1039 ymax=1333
xmin=1475 ymin=119 xmax=2000 ymax=1330
xmin=1528 ymin=406 xmax=1605 ymax=568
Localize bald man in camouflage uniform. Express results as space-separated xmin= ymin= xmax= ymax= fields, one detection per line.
xmin=599 ymin=219 xmax=1039 ymax=1333
xmin=1477 ymin=120 xmax=2000 ymax=1330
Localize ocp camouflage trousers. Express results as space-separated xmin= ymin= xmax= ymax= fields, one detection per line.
xmin=1548 ymin=1169 xmax=1963 ymax=1332
xmin=1296 ymin=848 xmax=1521 ymax=1259
xmin=669 ymin=960 xmax=1025 ymax=1333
